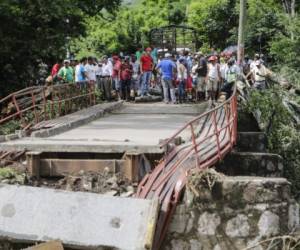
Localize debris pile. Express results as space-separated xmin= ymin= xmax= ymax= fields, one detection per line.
xmin=30 ymin=171 xmax=137 ymax=197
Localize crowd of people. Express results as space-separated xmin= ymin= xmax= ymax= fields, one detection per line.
xmin=47 ymin=47 xmax=268 ymax=104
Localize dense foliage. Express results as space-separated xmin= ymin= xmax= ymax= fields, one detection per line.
xmin=245 ymin=86 xmax=300 ymax=197
xmin=0 ymin=0 xmax=121 ymax=98
xmin=71 ymin=0 xmax=189 ymax=56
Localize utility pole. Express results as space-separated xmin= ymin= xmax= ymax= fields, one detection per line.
xmin=237 ymin=0 xmax=246 ymax=66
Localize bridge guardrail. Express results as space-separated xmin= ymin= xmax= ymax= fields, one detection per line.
xmin=137 ymin=84 xmax=238 ymax=249
xmin=0 ymin=83 xmax=96 ymax=131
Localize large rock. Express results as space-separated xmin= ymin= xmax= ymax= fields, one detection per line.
xmin=217 ymin=152 xmax=284 ymax=177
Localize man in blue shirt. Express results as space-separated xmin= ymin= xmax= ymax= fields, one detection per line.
xmin=75 ymin=57 xmax=87 ymax=88
xmin=156 ymin=53 xmax=177 ymax=104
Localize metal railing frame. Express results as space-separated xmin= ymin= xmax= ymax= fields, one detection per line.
xmin=137 ymin=84 xmax=238 ymax=250
xmin=0 ymin=83 xmax=96 ymax=130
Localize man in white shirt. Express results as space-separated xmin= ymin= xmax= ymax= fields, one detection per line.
xmin=250 ymin=54 xmax=260 ymax=71
xmin=130 ymin=55 xmax=140 ymax=97
xmin=251 ymin=60 xmax=268 ymax=90
xmin=206 ymin=56 xmax=221 ymax=101
xmin=100 ymin=56 xmax=113 ymax=101
xmin=85 ymin=57 xmax=97 ymax=84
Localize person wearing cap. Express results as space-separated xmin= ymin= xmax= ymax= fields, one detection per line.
xmin=156 ymin=53 xmax=177 ymax=104
xmin=140 ymin=47 xmax=154 ymax=97
xmin=57 ymin=59 xmax=74 ymax=83
xmin=206 ymin=55 xmax=221 ymax=101
xmin=251 ymin=60 xmax=268 ymax=90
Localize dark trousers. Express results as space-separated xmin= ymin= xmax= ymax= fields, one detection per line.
xmin=220 ymin=81 xmax=234 ymax=99
xmin=178 ymin=80 xmax=186 ymax=102
xmin=121 ymin=79 xmax=131 ymax=100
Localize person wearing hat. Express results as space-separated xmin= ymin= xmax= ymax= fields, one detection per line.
xmin=206 ymin=55 xmax=221 ymax=101
xmin=140 ymin=47 xmax=154 ymax=97
xmin=251 ymin=60 xmax=268 ymax=90
xmin=156 ymin=53 xmax=177 ymax=104
xmin=57 ymin=59 xmax=74 ymax=83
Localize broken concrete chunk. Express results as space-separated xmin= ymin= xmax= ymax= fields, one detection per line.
xmin=0 ymin=184 xmax=159 ymax=250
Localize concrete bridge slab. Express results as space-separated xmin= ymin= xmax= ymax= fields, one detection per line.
xmin=0 ymin=102 xmax=208 ymax=153
xmin=0 ymin=184 xmax=159 ymax=250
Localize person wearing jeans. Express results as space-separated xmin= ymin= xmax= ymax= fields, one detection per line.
xmin=141 ymin=71 xmax=151 ymax=96
xmin=140 ymin=47 xmax=154 ymax=96
xmin=156 ymin=53 xmax=177 ymax=104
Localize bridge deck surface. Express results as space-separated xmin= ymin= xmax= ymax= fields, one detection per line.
xmin=0 ymin=103 xmax=208 ymax=153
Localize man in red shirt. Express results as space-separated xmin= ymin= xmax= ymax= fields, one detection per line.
xmin=112 ymin=55 xmax=122 ymax=100
xmin=51 ymin=60 xmax=62 ymax=82
xmin=120 ymin=57 xmax=133 ymax=101
xmin=140 ymin=47 xmax=153 ymax=96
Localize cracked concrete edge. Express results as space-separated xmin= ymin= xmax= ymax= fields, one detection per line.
xmin=31 ymin=101 xmax=124 ymax=138
xmin=0 ymin=133 xmax=20 ymax=143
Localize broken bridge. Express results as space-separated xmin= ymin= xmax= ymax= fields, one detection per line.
xmin=0 ymin=101 xmax=209 ymax=249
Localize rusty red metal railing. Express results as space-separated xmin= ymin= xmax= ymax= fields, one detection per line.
xmin=0 ymin=83 xmax=96 ymax=132
xmin=137 ymin=85 xmax=238 ymax=249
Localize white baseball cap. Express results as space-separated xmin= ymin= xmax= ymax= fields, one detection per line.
xmin=165 ymin=53 xmax=172 ymax=58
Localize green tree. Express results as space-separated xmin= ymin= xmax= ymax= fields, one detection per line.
xmin=187 ymin=0 xmax=238 ymax=49
xmin=0 ymin=0 xmax=120 ymax=98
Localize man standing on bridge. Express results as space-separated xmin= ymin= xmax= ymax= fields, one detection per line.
xmin=140 ymin=47 xmax=154 ymax=97
xmin=195 ymin=52 xmax=208 ymax=101
xmin=156 ymin=53 xmax=177 ymax=104
xmin=57 ymin=60 xmax=74 ymax=83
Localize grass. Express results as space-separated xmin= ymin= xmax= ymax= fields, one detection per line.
xmin=0 ymin=167 xmax=16 ymax=180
